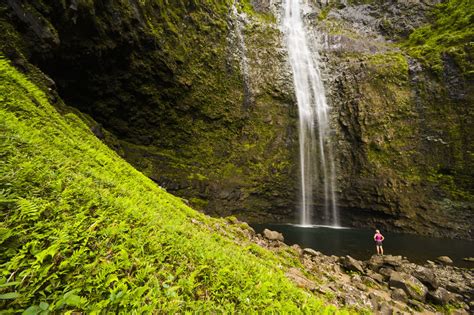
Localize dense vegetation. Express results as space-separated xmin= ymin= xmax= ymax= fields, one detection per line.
xmin=0 ymin=57 xmax=341 ymax=313
xmin=405 ymin=0 xmax=473 ymax=74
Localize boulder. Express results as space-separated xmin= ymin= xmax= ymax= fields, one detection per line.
xmin=389 ymin=271 xmax=428 ymax=301
xmin=427 ymin=287 xmax=455 ymax=305
xmin=361 ymin=275 xmax=379 ymax=288
xmin=314 ymin=285 xmax=333 ymax=295
xmin=367 ymin=271 xmax=384 ymax=283
xmin=290 ymin=244 xmax=303 ymax=256
xmin=382 ymin=255 xmax=403 ymax=267
xmin=355 ymin=282 xmax=368 ymax=291
xmin=408 ymin=299 xmax=425 ymax=311
xmin=262 ymin=229 xmax=284 ymax=241
xmin=303 ymin=248 xmax=321 ymax=257
xmin=412 ymin=266 xmax=439 ymax=290
xmin=285 ymin=267 xmax=315 ymax=290
xmin=391 ymin=288 xmax=408 ymax=303
xmin=378 ymin=302 xmax=394 ymax=315
xmin=343 ymin=294 xmax=359 ymax=307
xmin=367 ymin=254 xmax=385 ymax=271
xmin=435 ymin=256 xmax=453 ymax=265
xmin=378 ymin=267 xmax=395 ymax=280
xmin=425 ymin=260 xmax=436 ymax=267
xmin=339 ymin=255 xmax=364 ymax=273
xmin=445 ymin=283 xmax=464 ymax=295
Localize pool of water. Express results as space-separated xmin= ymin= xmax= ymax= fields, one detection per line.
xmin=252 ymin=224 xmax=474 ymax=268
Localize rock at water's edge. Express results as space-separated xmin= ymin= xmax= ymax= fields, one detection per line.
xmin=435 ymin=256 xmax=453 ymax=265
xmin=262 ymin=229 xmax=284 ymax=242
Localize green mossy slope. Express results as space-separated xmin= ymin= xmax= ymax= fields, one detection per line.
xmin=0 ymin=57 xmax=339 ymax=313
xmin=405 ymin=0 xmax=474 ymax=74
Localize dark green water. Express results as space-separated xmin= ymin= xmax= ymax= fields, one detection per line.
xmin=252 ymin=224 xmax=474 ymax=268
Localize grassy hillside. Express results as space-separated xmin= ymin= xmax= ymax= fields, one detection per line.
xmin=0 ymin=57 xmax=342 ymax=313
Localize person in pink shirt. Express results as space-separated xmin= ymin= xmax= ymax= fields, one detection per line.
xmin=373 ymin=229 xmax=385 ymax=255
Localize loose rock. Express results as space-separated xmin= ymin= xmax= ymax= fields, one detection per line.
xmin=436 ymin=256 xmax=453 ymax=265
xmin=339 ymin=255 xmax=364 ymax=273
xmin=262 ymin=229 xmax=284 ymax=241
xmin=303 ymin=248 xmax=321 ymax=257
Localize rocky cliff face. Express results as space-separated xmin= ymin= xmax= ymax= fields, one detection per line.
xmin=306 ymin=0 xmax=473 ymax=238
xmin=2 ymin=0 xmax=472 ymax=238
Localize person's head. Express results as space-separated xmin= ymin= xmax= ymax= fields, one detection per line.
xmin=376 ymin=229 xmax=380 ymax=233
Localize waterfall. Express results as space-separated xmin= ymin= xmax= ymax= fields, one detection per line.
xmin=282 ymin=0 xmax=339 ymax=226
xmin=230 ymin=1 xmax=253 ymax=108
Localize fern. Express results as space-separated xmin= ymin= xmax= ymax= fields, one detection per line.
xmin=0 ymin=57 xmax=344 ymax=313
xmin=16 ymin=198 xmax=41 ymax=221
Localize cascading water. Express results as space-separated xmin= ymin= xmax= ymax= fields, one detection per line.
xmin=282 ymin=0 xmax=339 ymax=226
xmin=230 ymin=1 xmax=253 ymax=108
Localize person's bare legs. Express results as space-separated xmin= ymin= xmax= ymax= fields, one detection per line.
xmin=376 ymin=245 xmax=383 ymax=255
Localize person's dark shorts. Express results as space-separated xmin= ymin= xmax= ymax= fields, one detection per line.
xmin=375 ymin=241 xmax=383 ymax=246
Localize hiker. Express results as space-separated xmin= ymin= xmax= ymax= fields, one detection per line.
xmin=373 ymin=229 xmax=384 ymax=255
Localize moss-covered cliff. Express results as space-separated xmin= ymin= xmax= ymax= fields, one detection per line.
xmin=1 ymin=0 xmax=472 ymax=238
xmin=313 ymin=0 xmax=473 ymax=237
xmin=1 ymin=0 xmax=299 ymax=222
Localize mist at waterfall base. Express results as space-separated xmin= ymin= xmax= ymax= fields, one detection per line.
xmin=252 ymin=224 xmax=474 ymax=268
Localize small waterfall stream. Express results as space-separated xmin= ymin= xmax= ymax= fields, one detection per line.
xmin=282 ymin=0 xmax=339 ymax=226
xmin=230 ymin=1 xmax=253 ymax=108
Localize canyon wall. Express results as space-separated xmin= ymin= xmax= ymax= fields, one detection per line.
xmin=2 ymin=0 xmax=472 ymax=238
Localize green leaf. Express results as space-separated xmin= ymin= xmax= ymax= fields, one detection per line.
xmin=0 ymin=227 xmax=13 ymax=244
xmin=0 ymin=291 xmax=21 ymax=299
xmin=39 ymin=302 xmax=49 ymax=310
xmin=35 ymin=245 xmax=58 ymax=263
xmin=63 ymin=291 xmax=83 ymax=307
xmin=22 ymin=305 xmax=42 ymax=315
xmin=0 ymin=281 xmax=20 ymax=288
